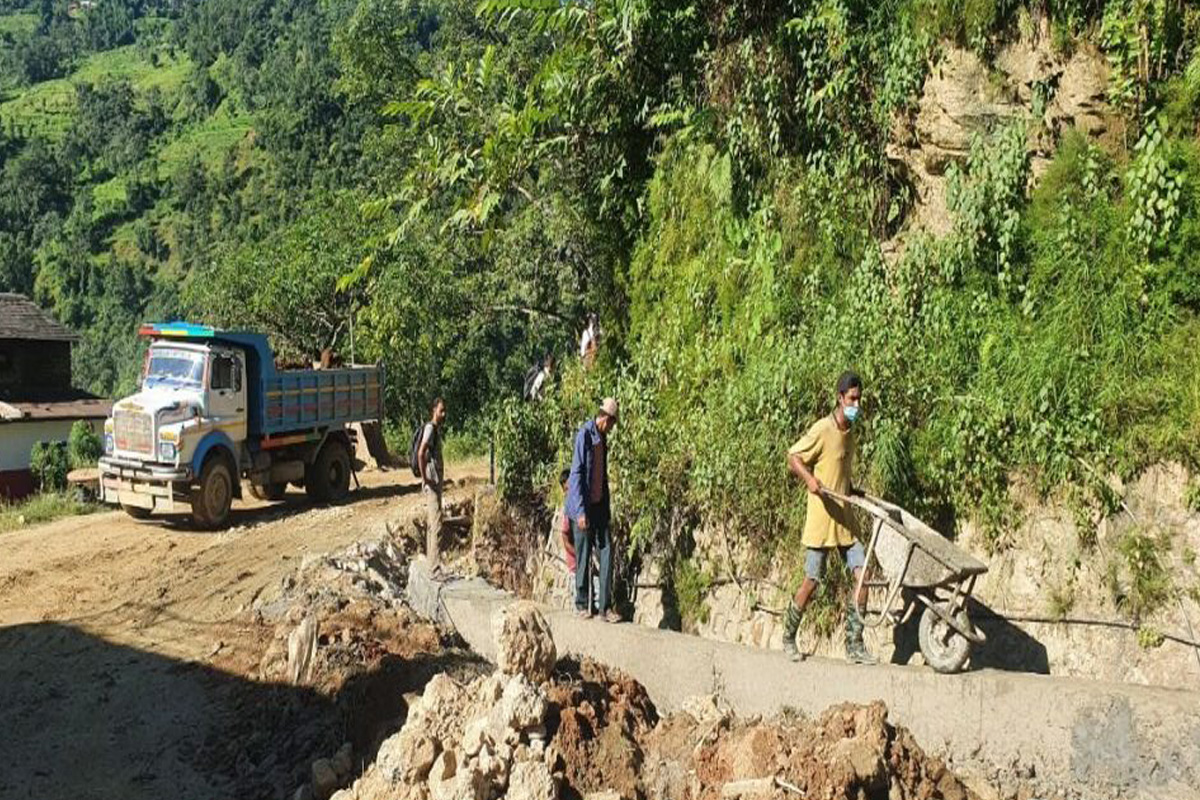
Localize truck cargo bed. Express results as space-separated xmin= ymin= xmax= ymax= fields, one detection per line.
xmin=260 ymin=366 xmax=383 ymax=436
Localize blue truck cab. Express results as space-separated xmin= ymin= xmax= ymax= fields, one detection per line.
xmin=98 ymin=323 xmax=383 ymax=528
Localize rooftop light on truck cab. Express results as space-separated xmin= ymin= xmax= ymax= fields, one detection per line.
xmin=139 ymin=322 xmax=218 ymax=338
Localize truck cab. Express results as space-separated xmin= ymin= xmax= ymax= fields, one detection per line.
xmin=108 ymin=341 xmax=244 ymax=466
xmin=99 ymin=323 xmax=383 ymax=528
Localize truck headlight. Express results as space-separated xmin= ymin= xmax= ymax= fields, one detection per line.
xmin=104 ymin=434 xmax=114 ymax=455
xmin=158 ymin=441 xmax=177 ymax=461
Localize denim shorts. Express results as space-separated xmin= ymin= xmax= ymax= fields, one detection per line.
xmin=804 ymin=541 xmax=866 ymax=580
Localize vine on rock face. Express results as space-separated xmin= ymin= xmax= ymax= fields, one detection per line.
xmin=1126 ymin=115 xmax=1183 ymax=256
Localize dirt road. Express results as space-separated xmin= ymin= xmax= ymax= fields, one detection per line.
xmin=0 ymin=462 xmax=487 ymax=800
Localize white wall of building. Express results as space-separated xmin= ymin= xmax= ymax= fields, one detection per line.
xmin=0 ymin=420 xmax=93 ymax=471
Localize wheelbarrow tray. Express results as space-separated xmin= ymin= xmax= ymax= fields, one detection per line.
xmin=825 ymin=491 xmax=987 ymax=588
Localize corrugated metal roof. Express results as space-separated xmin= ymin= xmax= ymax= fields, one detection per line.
xmin=0 ymin=293 xmax=80 ymax=342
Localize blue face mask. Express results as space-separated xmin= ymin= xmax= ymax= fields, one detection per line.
xmin=843 ymin=404 xmax=861 ymax=425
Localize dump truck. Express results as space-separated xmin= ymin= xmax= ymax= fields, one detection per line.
xmin=98 ymin=323 xmax=383 ymax=528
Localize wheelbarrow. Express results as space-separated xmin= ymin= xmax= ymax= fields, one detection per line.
xmin=822 ymin=489 xmax=988 ymax=673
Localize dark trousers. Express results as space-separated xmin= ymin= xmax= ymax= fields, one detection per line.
xmin=571 ymin=509 xmax=612 ymax=613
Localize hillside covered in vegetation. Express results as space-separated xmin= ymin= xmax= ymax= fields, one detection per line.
xmin=2 ymin=0 xmax=1199 ymax=565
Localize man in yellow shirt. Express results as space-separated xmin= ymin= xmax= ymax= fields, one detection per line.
xmin=781 ymin=371 xmax=876 ymax=664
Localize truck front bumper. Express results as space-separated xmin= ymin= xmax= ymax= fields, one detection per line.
xmin=99 ymin=457 xmax=194 ymax=513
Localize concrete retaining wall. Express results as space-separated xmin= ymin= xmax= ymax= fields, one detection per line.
xmin=408 ymin=560 xmax=1200 ymax=800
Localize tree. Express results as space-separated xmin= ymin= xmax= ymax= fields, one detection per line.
xmin=183 ymin=191 xmax=372 ymax=365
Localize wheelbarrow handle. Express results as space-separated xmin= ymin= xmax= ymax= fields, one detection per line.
xmin=821 ymin=487 xmax=904 ymax=516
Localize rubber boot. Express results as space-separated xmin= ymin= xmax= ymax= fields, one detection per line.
xmin=781 ymin=601 xmax=805 ymax=662
xmin=844 ymin=603 xmax=878 ymax=665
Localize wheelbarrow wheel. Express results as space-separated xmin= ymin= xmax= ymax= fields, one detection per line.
xmin=918 ymin=603 xmax=971 ymax=674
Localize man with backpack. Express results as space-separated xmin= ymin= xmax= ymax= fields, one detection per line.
xmin=412 ymin=397 xmax=446 ymax=567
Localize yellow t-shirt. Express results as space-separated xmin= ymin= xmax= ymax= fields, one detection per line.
xmin=788 ymin=415 xmax=858 ymax=548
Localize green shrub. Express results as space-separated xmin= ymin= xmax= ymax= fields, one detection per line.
xmin=1117 ymin=528 xmax=1173 ymax=619
xmin=672 ymin=557 xmax=712 ymax=629
xmin=68 ymin=421 xmax=102 ymax=468
xmin=1185 ymin=479 xmax=1200 ymax=513
xmin=1136 ymin=625 xmax=1166 ymax=649
xmin=29 ymin=441 xmax=69 ymax=493
xmin=493 ymin=397 xmax=557 ymax=505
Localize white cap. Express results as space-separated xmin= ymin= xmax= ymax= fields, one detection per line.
xmin=599 ymin=397 xmax=619 ymax=421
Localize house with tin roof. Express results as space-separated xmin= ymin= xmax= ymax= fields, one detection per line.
xmin=0 ymin=293 xmax=111 ymax=499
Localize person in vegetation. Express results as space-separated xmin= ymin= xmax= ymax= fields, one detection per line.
xmin=418 ymin=397 xmax=447 ymax=567
xmin=552 ymin=468 xmax=577 ymax=574
xmin=579 ymin=313 xmax=600 ymax=369
xmin=567 ymin=397 xmax=620 ymax=621
xmin=781 ymin=371 xmax=876 ymax=665
xmin=525 ymin=353 xmax=556 ymax=402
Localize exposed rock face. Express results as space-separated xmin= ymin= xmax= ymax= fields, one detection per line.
xmin=493 ymin=602 xmax=557 ymax=684
xmin=889 ymin=35 xmax=1116 ymax=239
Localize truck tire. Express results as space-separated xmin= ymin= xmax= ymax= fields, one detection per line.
xmin=306 ymin=439 xmax=351 ymax=503
xmin=249 ymin=482 xmax=287 ymax=502
xmin=192 ymin=456 xmax=235 ymax=529
xmin=918 ymin=602 xmax=971 ymax=674
xmin=123 ymin=504 xmax=153 ymax=520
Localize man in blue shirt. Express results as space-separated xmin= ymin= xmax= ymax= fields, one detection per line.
xmin=566 ymin=397 xmax=620 ymax=621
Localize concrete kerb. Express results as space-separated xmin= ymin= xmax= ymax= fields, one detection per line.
xmin=405 ymin=558 xmax=1200 ymax=799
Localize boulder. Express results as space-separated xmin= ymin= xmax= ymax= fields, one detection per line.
xmin=377 ymin=729 xmax=439 ymax=784
xmin=492 ymin=602 xmax=557 ymax=682
xmin=505 ymin=760 xmax=558 ymax=800
xmin=490 ymin=674 xmax=548 ymax=736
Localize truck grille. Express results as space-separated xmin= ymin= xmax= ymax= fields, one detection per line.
xmin=114 ymin=410 xmax=153 ymax=455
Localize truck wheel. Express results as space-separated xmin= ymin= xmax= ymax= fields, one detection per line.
xmin=192 ymin=457 xmax=234 ymax=529
xmin=123 ymin=504 xmax=153 ymax=520
xmin=306 ymin=439 xmax=351 ymax=502
xmin=918 ymin=602 xmax=971 ymax=674
xmin=249 ymin=482 xmax=287 ymax=502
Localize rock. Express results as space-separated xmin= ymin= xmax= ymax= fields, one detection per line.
xmin=583 ymin=792 xmax=623 ymax=800
xmin=681 ymin=693 xmax=732 ymax=727
xmin=311 ymin=758 xmax=340 ymax=800
xmin=475 ymin=741 xmax=510 ymax=785
xmin=490 ymin=674 xmax=548 ymax=735
xmin=505 ymin=760 xmax=557 ymax=800
xmin=475 ymin=672 xmax=506 ymax=704
xmin=331 ymin=742 xmax=354 ymax=779
xmin=492 ymin=602 xmax=557 ymax=682
xmin=428 ymin=750 xmax=490 ymax=800
xmin=377 ymin=729 xmax=439 ymax=783
xmin=834 ymin=736 xmax=884 ymax=783
xmin=463 ymin=718 xmax=489 ymax=757
xmin=429 ymin=749 xmax=457 ymax=782
xmin=287 ymin=615 xmax=319 ymax=685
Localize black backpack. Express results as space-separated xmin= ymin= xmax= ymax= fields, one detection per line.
xmin=409 ymin=423 xmax=428 ymax=478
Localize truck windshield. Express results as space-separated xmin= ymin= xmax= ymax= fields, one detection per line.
xmin=145 ymin=348 xmax=205 ymax=388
